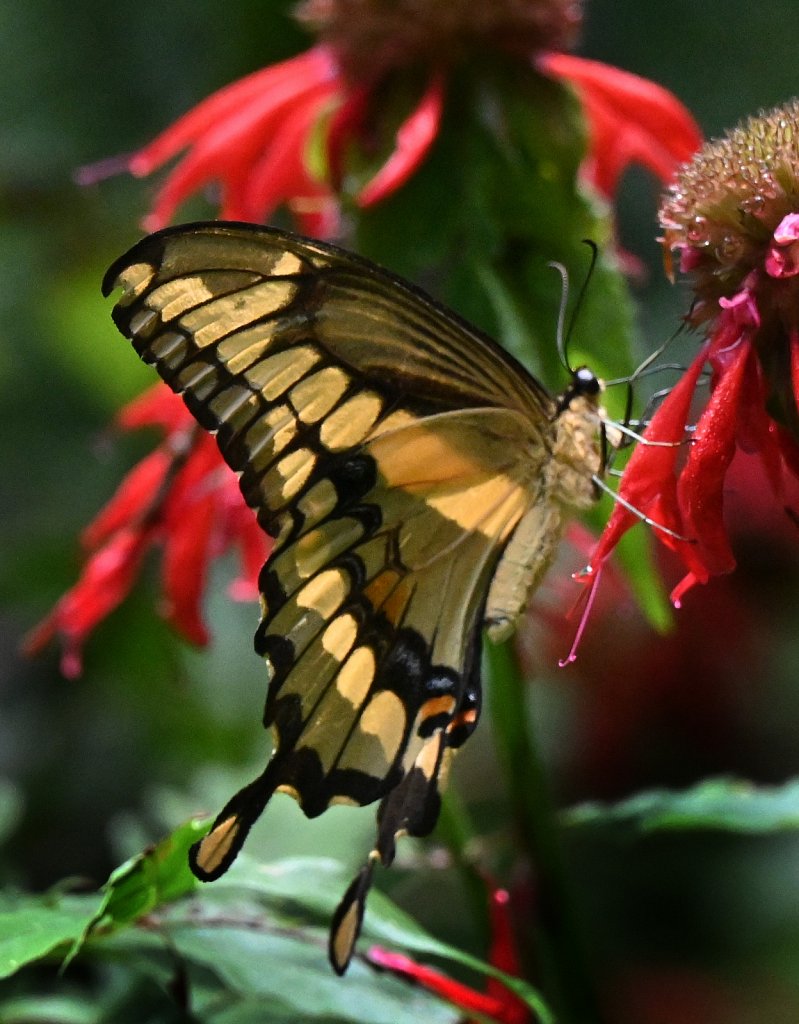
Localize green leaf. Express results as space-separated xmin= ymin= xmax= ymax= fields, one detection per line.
xmin=563 ymin=777 xmax=799 ymax=834
xmin=0 ymin=894 xmax=99 ymax=979
xmin=207 ymin=856 xmax=554 ymax=1023
xmin=65 ymin=816 xmax=209 ymax=968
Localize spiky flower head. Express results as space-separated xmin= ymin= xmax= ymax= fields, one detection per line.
xmin=660 ymin=98 xmax=799 ymax=329
xmin=296 ymin=0 xmax=583 ymax=82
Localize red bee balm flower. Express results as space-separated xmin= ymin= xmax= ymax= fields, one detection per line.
xmin=24 ymin=386 xmax=269 ymax=677
xmin=78 ymin=0 xmax=699 ymax=236
xmin=590 ymin=99 xmax=799 ymax=604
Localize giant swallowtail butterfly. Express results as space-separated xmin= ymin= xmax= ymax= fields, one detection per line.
xmin=104 ymin=221 xmax=603 ymax=973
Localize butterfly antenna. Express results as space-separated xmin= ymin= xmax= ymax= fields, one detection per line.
xmin=548 ymin=240 xmax=600 ymax=375
xmin=548 ymin=260 xmax=572 ymax=374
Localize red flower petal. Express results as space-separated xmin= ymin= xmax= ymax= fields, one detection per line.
xmin=367 ymin=947 xmax=530 ymax=1024
xmin=81 ymin=448 xmax=171 ymax=551
xmin=589 ymin=349 xmax=707 ymax=570
xmin=159 ymin=439 xmax=223 ymax=646
xmin=676 ymin=339 xmax=751 ymax=576
xmin=539 ymin=53 xmax=701 ymax=198
xmin=116 ymin=383 xmax=192 ymax=433
xmin=23 ymin=527 xmax=155 ymax=679
xmin=129 ymin=46 xmax=338 ymax=176
xmin=357 ymin=73 xmax=445 ymax=207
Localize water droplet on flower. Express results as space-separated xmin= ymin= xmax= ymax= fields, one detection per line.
xmin=687 ymin=215 xmax=708 ymax=244
xmin=740 ymin=193 xmax=766 ymax=217
xmin=716 ymin=233 xmax=743 ymax=263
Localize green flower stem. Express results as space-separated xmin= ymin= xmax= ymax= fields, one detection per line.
xmin=487 ymin=638 xmax=605 ymax=1024
xmin=438 ymin=788 xmax=491 ymax=939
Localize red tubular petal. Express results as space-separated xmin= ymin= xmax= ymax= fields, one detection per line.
xmin=237 ymin=81 xmax=340 ymax=221
xmin=129 ymin=45 xmax=338 ymax=175
xmin=357 ymin=73 xmax=444 ymax=208
xmin=160 ymin=491 xmax=214 ymax=646
xmin=23 ymin=527 xmax=155 ymax=678
xmin=117 ymin=383 xmax=191 ymax=433
xmin=588 ymin=350 xmax=707 ymax=569
xmin=158 ymin=439 xmax=221 ymax=642
xmin=677 ymin=340 xmax=751 ymax=574
xmin=81 ymin=449 xmax=171 ymax=550
xmin=366 ymin=948 xmax=529 ymax=1024
xmin=539 ymin=53 xmax=701 ymax=197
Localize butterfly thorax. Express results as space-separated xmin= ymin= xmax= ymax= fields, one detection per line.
xmin=484 ymin=390 xmax=602 ymax=642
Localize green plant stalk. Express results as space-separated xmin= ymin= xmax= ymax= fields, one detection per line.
xmin=437 ymin=788 xmax=492 ymax=941
xmin=486 ymin=638 xmax=605 ymax=1024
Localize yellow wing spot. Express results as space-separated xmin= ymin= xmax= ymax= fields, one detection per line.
xmin=296 ymin=568 xmax=349 ymax=617
xmin=178 ymin=279 xmax=299 ymax=348
xmin=297 ymin=478 xmax=339 ymax=529
xmin=372 ymin=408 xmax=416 ymax=435
xmin=145 ymin=273 xmax=239 ymax=320
xmin=277 ymin=782 xmax=301 ymax=802
xmin=331 ymin=901 xmax=360 ymax=972
xmin=273 ymin=518 xmax=364 ymax=593
xmin=329 ymin=794 xmax=360 ymax=808
xmin=268 ymin=250 xmax=306 ymax=276
xmin=115 ymin=261 xmax=155 ymax=304
xmin=245 ymin=405 xmax=298 ymax=472
xmin=321 ymin=613 xmax=359 ymax=660
xmin=290 ymin=366 xmax=350 ymax=424
xmin=194 ymin=815 xmax=241 ymax=876
xmin=246 ymin=345 xmax=321 ymax=400
xmin=358 ymin=691 xmax=407 ymax=763
xmin=335 ymin=646 xmax=376 ymax=707
xmin=416 ymin=732 xmax=444 ymax=779
xmin=266 ymin=447 xmax=316 ymax=504
xmin=319 ymin=391 xmax=383 ymax=451
xmin=217 ymin=321 xmax=282 ymax=374
xmin=149 ymin=330 xmax=188 ymax=366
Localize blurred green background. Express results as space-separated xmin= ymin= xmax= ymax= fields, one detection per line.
xmin=6 ymin=1 xmax=799 ymax=1019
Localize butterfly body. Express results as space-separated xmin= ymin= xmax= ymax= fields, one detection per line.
xmin=104 ymin=221 xmax=602 ymax=972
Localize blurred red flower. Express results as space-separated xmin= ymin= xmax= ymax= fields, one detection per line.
xmin=24 ymin=386 xmax=269 ymax=677
xmin=367 ymin=885 xmax=531 ymax=1024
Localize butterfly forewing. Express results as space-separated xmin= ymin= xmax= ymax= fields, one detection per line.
xmin=104 ymin=220 xmax=599 ymax=971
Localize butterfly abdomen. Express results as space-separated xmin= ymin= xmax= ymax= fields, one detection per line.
xmin=485 ymin=393 xmax=602 ymax=641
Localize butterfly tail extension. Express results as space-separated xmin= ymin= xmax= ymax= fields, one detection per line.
xmin=189 ymin=756 xmax=283 ymax=881
xmin=329 ymin=730 xmax=450 ymax=974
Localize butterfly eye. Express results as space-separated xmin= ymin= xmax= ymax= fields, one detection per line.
xmin=573 ymin=365 xmax=600 ymax=397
